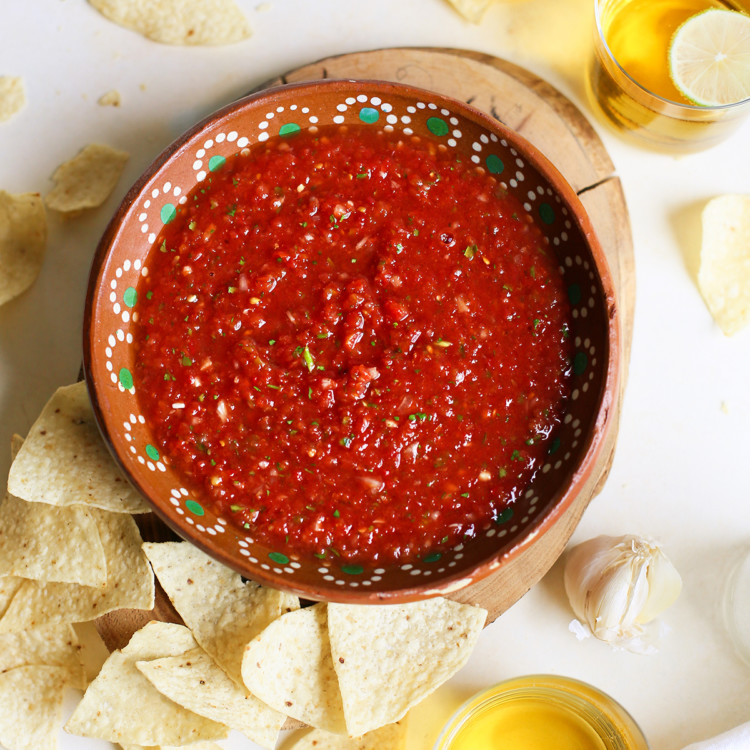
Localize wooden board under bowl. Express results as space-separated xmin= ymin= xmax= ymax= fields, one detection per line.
xmin=95 ymin=48 xmax=634 ymax=655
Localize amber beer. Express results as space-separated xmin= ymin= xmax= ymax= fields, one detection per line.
xmin=587 ymin=0 xmax=750 ymax=149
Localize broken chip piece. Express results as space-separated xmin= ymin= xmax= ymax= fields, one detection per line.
xmin=0 ymin=190 xmax=46 ymax=307
xmin=45 ymin=143 xmax=128 ymax=214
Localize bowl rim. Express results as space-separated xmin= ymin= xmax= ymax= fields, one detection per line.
xmin=82 ymin=77 xmax=621 ymax=602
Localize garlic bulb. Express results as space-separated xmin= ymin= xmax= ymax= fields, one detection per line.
xmin=563 ymin=534 xmax=682 ymax=651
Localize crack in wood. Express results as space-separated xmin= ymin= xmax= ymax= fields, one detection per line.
xmin=577 ymin=174 xmax=617 ymax=195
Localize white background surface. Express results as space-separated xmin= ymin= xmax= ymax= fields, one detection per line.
xmin=1 ymin=1 xmax=749 ymax=749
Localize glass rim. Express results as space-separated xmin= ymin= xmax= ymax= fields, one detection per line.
xmin=593 ymin=0 xmax=750 ymax=113
xmin=432 ymin=674 xmax=649 ymax=750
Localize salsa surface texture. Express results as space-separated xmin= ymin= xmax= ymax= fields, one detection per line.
xmin=134 ymin=125 xmax=573 ymax=564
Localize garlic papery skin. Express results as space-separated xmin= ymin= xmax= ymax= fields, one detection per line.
xmin=563 ymin=534 xmax=682 ymax=651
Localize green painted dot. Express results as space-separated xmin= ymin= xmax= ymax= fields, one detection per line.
xmin=426 ymin=117 xmax=449 ymax=136
xmin=495 ymin=507 xmax=514 ymax=524
xmin=423 ymin=552 xmax=442 ymax=563
xmin=160 ymin=203 xmax=176 ymax=224
xmin=548 ymin=436 xmax=561 ymax=455
xmin=486 ymin=154 xmax=504 ymax=174
xmin=539 ymin=203 xmax=555 ymax=225
xmin=208 ymin=154 xmax=226 ymax=172
xmin=145 ymin=444 xmax=160 ymax=461
xmin=269 ymin=551 xmax=290 ymax=565
xmin=341 ymin=564 xmax=364 ymax=575
xmin=573 ymin=351 xmax=588 ymax=375
xmin=123 ymin=286 xmax=137 ymax=308
xmin=279 ymin=122 xmax=301 ymax=137
xmin=567 ymin=283 xmax=582 ymax=305
xmin=118 ymin=368 xmax=133 ymax=390
xmin=359 ymin=107 xmax=379 ymax=124
xmin=185 ymin=499 xmax=204 ymax=516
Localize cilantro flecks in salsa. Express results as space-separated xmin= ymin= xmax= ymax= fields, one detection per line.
xmin=134 ymin=125 xmax=573 ymax=565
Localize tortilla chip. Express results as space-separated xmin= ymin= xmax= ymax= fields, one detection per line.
xmin=241 ymin=602 xmax=347 ymax=735
xmin=0 ymin=510 xmax=154 ymax=632
xmin=328 ymin=598 xmax=486 ymax=736
xmin=98 ymin=89 xmax=122 ymax=106
xmin=0 ymin=493 xmax=107 ymax=585
xmin=0 ymin=76 xmax=25 ymax=122
xmin=89 ymin=0 xmax=251 ymax=45
xmin=8 ymin=381 xmax=151 ymax=513
xmin=289 ymin=719 xmax=408 ymax=750
xmin=137 ymin=644 xmax=285 ymax=749
xmin=698 ymin=194 xmax=750 ymax=336
xmin=0 ymin=190 xmax=46 ymax=307
xmin=65 ymin=622 xmax=228 ymax=745
xmin=143 ymin=541 xmax=299 ymax=686
xmin=45 ymin=143 xmax=128 ymax=214
xmin=0 ymin=665 xmax=71 ymax=750
xmin=444 ymin=0 xmax=495 ymax=23
xmin=0 ymin=623 xmax=86 ymax=690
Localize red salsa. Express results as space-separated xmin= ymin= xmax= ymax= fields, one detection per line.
xmin=134 ymin=125 xmax=573 ymax=565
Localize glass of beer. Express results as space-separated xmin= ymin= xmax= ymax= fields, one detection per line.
xmin=587 ymin=0 xmax=750 ymax=150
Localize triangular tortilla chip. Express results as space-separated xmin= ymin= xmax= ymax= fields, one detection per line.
xmin=241 ymin=603 xmax=347 ymax=735
xmin=143 ymin=541 xmax=299 ymax=685
xmin=0 ymin=190 xmax=46 ymax=307
xmin=7 ymin=381 xmax=150 ymax=513
xmin=89 ymin=0 xmax=252 ymax=45
xmin=0 ymin=623 xmax=86 ymax=690
xmin=289 ymin=719 xmax=408 ymax=750
xmin=137 ymin=644 xmax=285 ymax=749
xmin=0 ymin=493 xmax=107 ymax=585
xmin=45 ymin=143 xmax=128 ymax=214
xmin=0 ymin=510 xmax=154 ymax=632
xmin=328 ymin=599 xmax=486 ymax=736
xmin=65 ymin=622 xmax=228 ymax=745
xmin=0 ymin=665 xmax=71 ymax=750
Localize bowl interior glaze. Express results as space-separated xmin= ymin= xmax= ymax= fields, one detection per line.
xmin=84 ymin=79 xmax=619 ymax=603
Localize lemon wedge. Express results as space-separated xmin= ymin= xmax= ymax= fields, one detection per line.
xmin=669 ymin=9 xmax=750 ymax=106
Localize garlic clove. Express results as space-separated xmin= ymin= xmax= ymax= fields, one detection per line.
xmin=563 ymin=534 xmax=682 ymax=649
xmin=638 ymin=544 xmax=683 ymax=624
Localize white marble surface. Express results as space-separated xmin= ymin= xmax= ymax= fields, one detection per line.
xmin=1 ymin=1 xmax=749 ymax=749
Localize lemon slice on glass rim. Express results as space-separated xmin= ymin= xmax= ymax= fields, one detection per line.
xmin=669 ymin=8 xmax=750 ymax=106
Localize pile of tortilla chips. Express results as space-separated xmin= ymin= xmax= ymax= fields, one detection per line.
xmin=0 ymin=381 xmax=155 ymax=750
xmin=1 ymin=380 xmax=487 ymax=750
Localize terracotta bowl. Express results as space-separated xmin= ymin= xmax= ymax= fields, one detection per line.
xmin=83 ymin=79 xmax=619 ymax=603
